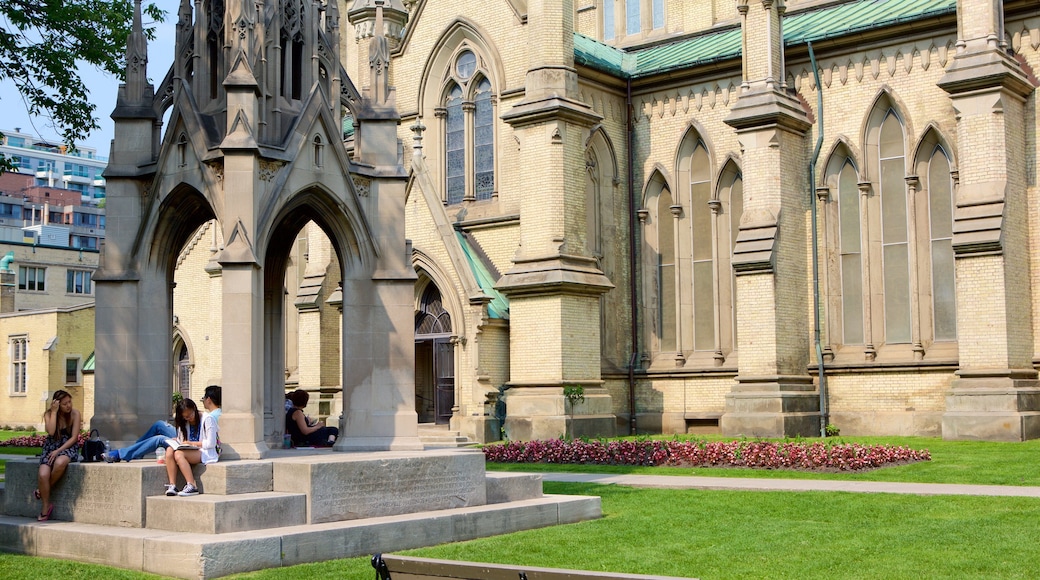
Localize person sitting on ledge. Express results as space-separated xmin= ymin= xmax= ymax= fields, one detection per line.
xmin=164 ymin=393 xmax=220 ymax=497
xmin=103 ymin=385 xmax=222 ymax=463
xmin=285 ymin=389 xmax=338 ymax=447
xmin=37 ymin=390 xmax=81 ymax=521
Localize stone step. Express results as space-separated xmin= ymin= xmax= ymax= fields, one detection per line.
xmin=2 ymin=459 xmax=273 ymax=527
xmin=486 ymin=472 xmax=543 ymax=504
xmin=145 ymin=491 xmax=307 ymax=534
xmin=0 ymin=494 xmax=601 ymax=579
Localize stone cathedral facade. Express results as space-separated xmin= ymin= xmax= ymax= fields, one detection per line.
xmin=166 ymin=0 xmax=1040 ymax=444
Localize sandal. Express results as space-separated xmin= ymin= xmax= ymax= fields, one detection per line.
xmin=33 ymin=489 xmax=40 ymax=500
xmin=37 ymin=503 xmax=54 ymax=522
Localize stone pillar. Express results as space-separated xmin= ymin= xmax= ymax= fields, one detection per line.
xmin=938 ymin=0 xmax=1039 ymax=441
xmin=720 ymin=0 xmax=819 ymax=437
xmin=93 ymin=0 xmax=168 ymax=442
xmin=339 ymin=0 xmax=422 ymax=451
xmin=498 ymin=0 xmax=615 ymax=441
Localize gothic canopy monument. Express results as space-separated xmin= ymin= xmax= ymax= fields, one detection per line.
xmin=93 ymin=0 xmax=420 ymax=457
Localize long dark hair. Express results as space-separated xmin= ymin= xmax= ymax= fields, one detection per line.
xmin=44 ymin=390 xmax=73 ymax=434
xmin=174 ymin=398 xmax=200 ymax=440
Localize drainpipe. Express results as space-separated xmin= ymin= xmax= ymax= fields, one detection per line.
xmin=626 ymin=76 xmax=638 ymax=436
xmin=808 ymin=42 xmax=828 ymax=437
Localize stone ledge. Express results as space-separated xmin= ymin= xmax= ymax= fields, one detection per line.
xmin=145 ymin=491 xmax=307 ymax=534
xmin=0 ymin=494 xmax=602 ymax=579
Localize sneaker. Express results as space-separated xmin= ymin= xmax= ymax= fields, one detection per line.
xmin=177 ymin=483 xmax=199 ymax=496
xmin=103 ymin=451 xmax=120 ymax=463
xmin=164 ymin=484 xmax=178 ymax=496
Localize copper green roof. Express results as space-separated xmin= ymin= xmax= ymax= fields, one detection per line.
xmin=455 ymin=231 xmax=509 ymax=319
xmin=83 ymin=352 xmax=94 ymax=372
xmin=575 ymin=0 xmax=957 ymax=79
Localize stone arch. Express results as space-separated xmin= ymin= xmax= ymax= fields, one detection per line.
xmin=417 ymin=18 xmax=505 ymax=114
xmin=259 ymin=186 xmax=370 ymax=443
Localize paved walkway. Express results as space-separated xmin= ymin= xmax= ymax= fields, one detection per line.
xmin=535 ymin=472 xmax=1040 ymax=498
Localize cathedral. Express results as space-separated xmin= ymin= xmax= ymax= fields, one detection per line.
xmin=105 ymin=0 xmax=1040 ymax=449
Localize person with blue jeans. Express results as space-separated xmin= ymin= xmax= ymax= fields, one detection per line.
xmin=104 ymin=385 xmax=222 ymax=462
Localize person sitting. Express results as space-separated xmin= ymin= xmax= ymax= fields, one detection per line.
xmin=104 ymin=385 xmax=222 ymax=463
xmin=164 ymin=394 xmax=220 ymax=496
xmin=37 ymin=390 xmax=81 ymax=521
xmin=285 ymin=389 xmax=338 ymax=447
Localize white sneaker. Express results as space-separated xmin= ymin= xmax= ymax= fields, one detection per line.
xmin=164 ymin=484 xmax=178 ymax=496
xmin=177 ymin=483 xmax=199 ymax=496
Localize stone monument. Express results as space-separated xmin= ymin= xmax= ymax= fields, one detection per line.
xmin=93 ymin=0 xmax=420 ymax=456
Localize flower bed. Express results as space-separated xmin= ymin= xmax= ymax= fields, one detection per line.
xmin=0 ymin=432 xmax=89 ymax=448
xmin=483 ymin=438 xmax=931 ymax=471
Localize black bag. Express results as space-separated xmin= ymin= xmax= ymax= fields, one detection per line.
xmin=81 ymin=429 xmax=105 ymax=462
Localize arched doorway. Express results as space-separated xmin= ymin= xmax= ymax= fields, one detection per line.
xmin=414 ymin=284 xmax=453 ymax=424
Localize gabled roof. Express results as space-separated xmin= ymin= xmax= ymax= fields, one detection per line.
xmin=455 ymin=231 xmax=509 ymax=320
xmin=575 ymin=0 xmax=957 ymax=79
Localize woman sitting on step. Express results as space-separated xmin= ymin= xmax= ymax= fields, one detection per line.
xmin=37 ymin=389 xmax=81 ymax=521
xmin=285 ymin=389 xmax=338 ymax=447
xmin=164 ymin=395 xmax=219 ymax=497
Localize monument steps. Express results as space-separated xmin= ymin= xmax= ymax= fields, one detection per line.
xmin=145 ymin=491 xmax=308 ymax=534
xmin=417 ymin=424 xmax=476 ymax=448
xmin=0 ymin=449 xmax=602 ymax=578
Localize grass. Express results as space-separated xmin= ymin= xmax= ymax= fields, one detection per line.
xmin=4 ymin=433 xmax=1040 ymax=578
xmin=0 ymin=430 xmax=42 ymax=477
xmin=486 ymin=435 xmax=1040 ymax=486
xmin=12 ymin=480 xmax=1033 ymax=580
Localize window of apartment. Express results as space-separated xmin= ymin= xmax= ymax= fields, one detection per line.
xmin=7 ymin=137 xmax=25 ymax=148
xmin=71 ymin=235 xmax=98 ymax=250
xmin=65 ymin=356 xmax=80 ymax=385
xmin=438 ymin=48 xmax=496 ymax=205
xmin=10 ymin=335 xmax=27 ymax=395
xmin=0 ymin=203 xmax=21 ymax=218
xmin=18 ymin=266 xmax=45 ymax=292
xmin=67 ymin=269 xmax=92 ymax=295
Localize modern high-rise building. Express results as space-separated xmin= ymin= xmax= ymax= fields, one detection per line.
xmin=0 ymin=128 xmax=107 ymax=204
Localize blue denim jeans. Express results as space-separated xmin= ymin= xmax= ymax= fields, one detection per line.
xmin=117 ymin=420 xmax=176 ymax=461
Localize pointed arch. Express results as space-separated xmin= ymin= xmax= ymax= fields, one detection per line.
xmin=822 ymin=139 xmax=865 ymax=348
xmin=676 ymin=124 xmax=715 ymax=356
xmin=715 ymin=157 xmax=743 ymax=361
xmin=411 ymin=249 xmax=467 ymax=339
xmin=912 ymin=125 xmax=957 ymax=345
xmin=640 ymin=168 xmax=678 ymax=359
xmin=171 ymin=325 xmax=196 ymax=401
xmin=420 ymin=20 xmax=503 ymax=205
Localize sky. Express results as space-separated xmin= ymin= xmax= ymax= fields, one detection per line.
xmin=0 ymin=14 xmax=178 ymax=157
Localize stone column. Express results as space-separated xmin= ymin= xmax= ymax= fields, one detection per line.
xmin=938 ymin=0 xmax=1039 ymax=441
xmin=93 ymin=0 xmax=167 ymax=442
xmin=498 ymin=0 xmax=615 ymax=441
xmin=720 ymin=0 xmax=819 ymax=437
xmin=339 ymin=0 xmax=422 ymax=451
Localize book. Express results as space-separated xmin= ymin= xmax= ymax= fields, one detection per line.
xmin=164 ymin=438 xmax=197 ymax=451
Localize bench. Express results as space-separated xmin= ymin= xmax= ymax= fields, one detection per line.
xmin=371 ymin=554 xmax=697 ymax=580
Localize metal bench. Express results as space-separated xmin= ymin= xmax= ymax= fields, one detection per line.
xmin=372 ymin=554 xmax=697 ymax=580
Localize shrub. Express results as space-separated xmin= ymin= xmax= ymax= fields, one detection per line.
xmin=0 ymin=431 xmax=90 ymax=448
xmin=483 ymin=438 xmax=930 ymax=472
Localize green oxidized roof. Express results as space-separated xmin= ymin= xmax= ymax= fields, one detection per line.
xmin=574 ymin=0 xmax=957 ymax=79
xmin=83 ymin=352 xmax=95 ymax=372
xmin=455 ymin=231 xmax=509 ymax=320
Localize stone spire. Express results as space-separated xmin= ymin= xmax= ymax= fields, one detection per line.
xmin=347 ymin=0 xmax=408 ymax=109
xmin=118 ymin=0 xmax=151 ymax=111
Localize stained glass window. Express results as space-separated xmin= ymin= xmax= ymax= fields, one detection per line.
xmin=445 ymin=84 xmax=465 ymax=205
xmin=474 ymin=78 xmax=495 ymax=201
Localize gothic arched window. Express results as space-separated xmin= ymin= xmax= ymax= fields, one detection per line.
xmin=438 ymin=49 xmax=497 ymax=205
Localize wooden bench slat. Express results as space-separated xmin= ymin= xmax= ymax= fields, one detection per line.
xmin=375 ymin=554 xmax=697 ymax=580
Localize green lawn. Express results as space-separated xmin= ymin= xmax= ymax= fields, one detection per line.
xmin=3 ymin=434 xmax=1040 ymax=578
xmin=7 ymin=480 xmax=1037 ymax=579
xmin=0 ymin=430 xmax=42 ymax=477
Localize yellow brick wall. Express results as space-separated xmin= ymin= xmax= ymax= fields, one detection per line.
xmin=0 ymin=305 xmax=94 ymax=430
xmin=172 ymin=221 xmax=223 ymax=400
xmin=3 ymin=244 xmax=99 ymax=311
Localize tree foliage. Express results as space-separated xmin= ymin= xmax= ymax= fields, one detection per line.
xmin=0 ymin=0 xmax=163 ymax=170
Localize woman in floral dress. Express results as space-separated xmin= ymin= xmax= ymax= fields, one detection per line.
xmin=37 ymin=389 xmax=81 ymax=521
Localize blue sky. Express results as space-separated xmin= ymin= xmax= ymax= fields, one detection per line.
xmin=0 ymin=14 xmax=177 ymax=157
